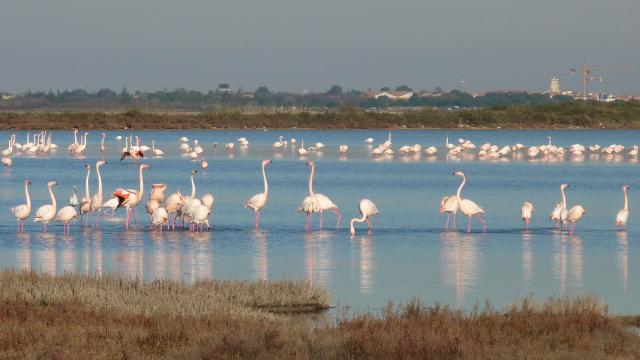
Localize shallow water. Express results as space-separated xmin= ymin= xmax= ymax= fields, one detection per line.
xmin=0 ymin=129 xmax=638 ymax=313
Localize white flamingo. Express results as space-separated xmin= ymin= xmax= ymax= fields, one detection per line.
xmin=34 ymin=181 xmax=57 ymax=232
xmin=113 ymin=164 xmax=150 ymax=229
xmin=302 ymin=161 xmax=340 ymax=230
xmin=10 ymin=178 xmax=32 ymax=232
xmin=272 ymin=136 xmax=285 ymax=148
xmin=521 ymin=201 xmax=534 ymax=229
xmin=616 ymin=185 xmax=629 ymax=229
xmin=56 ymin=204 xmax=78 ymax=234
xmin=560 ymin=184 xmax=585 ymax=235
xmin=244 ymin=160 xmax=272 ymax=228
xmin=350 ymin=199 xmax=379 ymax=235
xmin=80 ymin=164 xmax=91 ymax=226
xmin=453 ymin=171 xmax=486 ymax=232
xmin=90 ymin=160 xmax=107 ymax=227
xmin=439 ymin=195 xmax=459 ymax=229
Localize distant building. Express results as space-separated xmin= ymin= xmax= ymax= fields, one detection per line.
xmin=550 ymin=77 xmax=560 ymax=94
xmin=217 ymin=83 xmax=231 ymax=95
xmin=363 ymin=89 xmax=413 ymax=100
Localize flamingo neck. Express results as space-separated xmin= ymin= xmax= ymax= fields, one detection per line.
xmin=190 ymin=174 xmax=196 ymax=198
xmin=262 ymin=163 xmax=268 ymax=197
xmin=350 ymin=213 xmax=367 ymax=234
xmin=152 ymin=140 xmax=155 ymax=150
xmin=25 ymin=183 xmax=31 ymax=209
xmin=96 ymin=163 xmax=103 ymax=196
xmin=548 ymin=137 xmax=552 ymax=146
xmin=308 ymin=164 xmax=315 ymax=195
xmin=49 ymin=184 xmax=56 ymax=209
xmin=138 ymin=166 xmax=146 ymax=199
xmin=74 ymin=130 xmax=78 ymax=145
xmin=560 ymin=186 xmax=567 ymax=208
xmin=456 ymin=175 xmax=466 ymax=201
xmin=85 ymin=168 xmax=91 ymax=199
xmin=624 ymin=188 xmax=628 ymax=210
xmin=101 ymin=136 xmax=105 ymax=148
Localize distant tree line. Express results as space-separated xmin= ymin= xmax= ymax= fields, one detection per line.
xmin=0 ymin=84 xmax=577 ymax=111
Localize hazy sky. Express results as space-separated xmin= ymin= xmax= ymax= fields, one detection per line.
xmin=1 ymin=0 xmax=638 ymax=93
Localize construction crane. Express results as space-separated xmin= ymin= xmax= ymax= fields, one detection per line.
xmin=570 ymin=64 xmax=632 ymax=100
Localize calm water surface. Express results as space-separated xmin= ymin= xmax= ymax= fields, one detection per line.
xmin=0 ymin=129 xmax=638 ymax=313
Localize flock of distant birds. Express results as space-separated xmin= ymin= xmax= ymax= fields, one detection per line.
xmin=1 ymin=130 xmax=633 ymax=235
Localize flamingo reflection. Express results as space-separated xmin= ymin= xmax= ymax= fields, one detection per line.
xmin=617 ymin=231 xmax=628 ymax=294
xmin=440 ymin=231 xmax=478 ymax=307
xmin=252 ymin=230 xmax=268 ymax=282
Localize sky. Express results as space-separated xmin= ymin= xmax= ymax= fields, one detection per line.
xmin=1 ymin=0 xmax=638 ymax=94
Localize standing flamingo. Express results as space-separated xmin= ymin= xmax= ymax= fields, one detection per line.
xmin=90 ymin=160 xmax=107 ymax=227
xmin=560 ymin=184 xmax=585 ymax=235
xmin=56 ymin=203 xmax=78 ymax=234
xmin=80 ymin=164 xmax=91 ymax=226
xmin=521 ymin=202 xmax=534 ymax=229
xmin=616 ymin=185 xmax=630 ymax=229
xmin=113 ymin=164 xmax=150 ymax=229
xmin=439 ymin=195 xmax=459 ymax=230
xmin=244 ymin=160 xmax=272 ymax=228
xmin=165 ymin=191 xmax=186 ymax=230
xmin=100 ymin=133 xmax=106 ymax=152
xmin=10 ymin=179 xmax=32 ymax=232
xmin=299 ymin=161 xmax=341 ymax=230
xmin=181 ymin=170 xmax=202 ymax=229
xmin=34 ymin=181 xmax=57 ymax=232
xmin=453 ymin=171 xmax=486 ymax=232
xmin=350 ymin=199 xmax=379 ymax=235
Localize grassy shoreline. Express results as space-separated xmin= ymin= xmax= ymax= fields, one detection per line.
xmin=2 ymin=101 xmax=640 ymax=130
xmin=1 ymin=271 xmax=640 ymax=359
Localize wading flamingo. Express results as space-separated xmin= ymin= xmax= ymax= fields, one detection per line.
xmin=100 ymin=133 xmax=106 ymax=152
xmin=439 ymin=195 xmax=459 ymax=230
xmin=34 ymin=181 xmax=57 ymax=232
xmin=113 ymin=164 xmax=150 ymax=229
xmin=300 ymin=161 xmax=341 ymax=230
xmin=10 ymin=179 xmax=32 ymax=232
xmin=350 ymin=199 xmax=379 ymax=235
xmin=453 ymin=171 xmax=486 ymax=232
xmin=165 ymin=191 xmax=186 ymax=230
xmin=182 ymin=170 xmax=202 ymax=229
xmin=90 ymin=160 xmax=107 ymax=227
xmin=560 ymin=184 xmax=585 ymax=235
xmin=244 ymin=159 xmax=272 ymax=228
xmin=521 ymin=201 xmax=534 ymax=229
xmin=69 ymin=186 xmax=78 ymax=207
xmin=80 ymin=164 xmax=91 ymax=226
xmin=616 ymin=185 xmax=629 ymax=229
xmin=56 ymin=203 xmax=78 ymax=234
xmin=151 ymin=207 xmax=169 ymax=231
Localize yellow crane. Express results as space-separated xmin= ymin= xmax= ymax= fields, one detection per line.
xmin=570 ymin=64 xmax=632 ymax=100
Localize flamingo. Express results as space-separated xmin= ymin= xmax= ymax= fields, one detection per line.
xmin=151 ymin=207 xmax=169 ymax=231
xmin=152 ymin=140 xmax=164 ymax=156
xmin=272 ymin=136 xmax=285 ymax=148
xmin=302 ymin=161 xmax=341 ymax=230
xmin=560 ymin=184 xmax=585 ymax=235
xmin=244 ymin=159 xmax=272 ymax=228
xmin=90 ymin=160 xmax=107 ymax=227
xmin=191 ymin=204 xmax=210 ymax=232
xmin=298 ymin=140 xmax=309 ymax=156
xmin=350 ymin=199 xmax=379 ymax=235
xmin=80 ymin=164 xmax=91 ymax=226
xmin=56 ymin=204 xmax=78 ymax=234
xmin=101 ymin=197 xmax=119 ymax=216
xmin=113 ymin=163 xmax=150 ymax=229
xmin=201 ymin=159 xmax=208 ymax=170
xmin=165 ymin=190 xmax=186 ymax=230
xmin=364 ymin=137 xmax=374 ymax=144
xmin=557 ymin=184 xmax=570 ymax=226
xmin=521 ymin=202 xmax=534 ymax=229
xmin=193 ymin=140 xmax=203 ymax=154
xmin=181 ymin=170 xmax=202 ymax=228
xmin=10 ymin=179 xmax=32 ymax=232
xmin=2 ymin=157 xmax=12 ymax=168
xmin=34 ymin=181 xmax=57 ymax=232
xmin=146 ymin=183 xmax=167 ymax=222
xmin=100 ymin=133 xmax=106 ymax=152
xmin=439 ymin=195 xmax=459 ymax=229
xmin=453 ymin=171 xmax=486 ymax=232
xmin=616 ymin=185 xmax=629 ymax=229
xmin=69 ymin=185 xmax=78 ymax=207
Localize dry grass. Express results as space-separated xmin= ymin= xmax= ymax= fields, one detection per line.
xmin=1 ymin=271 xmax=639 ymax=359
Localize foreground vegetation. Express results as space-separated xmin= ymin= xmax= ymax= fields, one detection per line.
xmin=1 ymin=271 xmax=640 ymax=359
xmin=1 ymin=100 xmax=640 ymax=130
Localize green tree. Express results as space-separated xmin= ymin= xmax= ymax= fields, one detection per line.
xmin=326 ymin=85 xmax=343 ymax=96
xmin=396 ymin=85 xmax=412 ymax=91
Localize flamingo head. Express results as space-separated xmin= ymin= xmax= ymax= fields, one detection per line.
xmin=48 ymin=181 xmax=57 ymax=187
xmin=306 ymin=160 xmax=315 ymax=168
xmin=24 ymin=179 xmax=32 ymax=186
xmin=85 ymin=164 xmax=90 ymax=170
xmin=101 ymin=133 xmax=106 ymax=137
xmin=452 ymin=171 xmax=464 ymax=177
xmin=140 ymin=164 xmax=150 ymax=170
xmin=560 ymin=184 xmax=569 ymax=190
xmin=97 ymin=160 xmax=107 ymax=167
xmin=191 ymin=169 xmax=198 ymax=176
xmin=623 ymin=184 xmax=630 ymax=191
xmin=262 ymin=159 xmax=273 ymax=166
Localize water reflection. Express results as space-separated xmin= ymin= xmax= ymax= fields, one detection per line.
xmin=304 ymin=231 xmax=333 ymax=286
xmin=38 ymin=233 xmax=56 ymax=274
xmin=617 ymin=231 xmax=628 ymax=294
xmin=350 ymin=234 xmax=375 ymax=294
xmin=16 ymin=233 xmax=31 ymax=271
xmin=440 ymin=231 xmax=478 ymax=307
xmin=522 ymin=231 xmax=533 ymax=290
xmin=252 ymin=230 xmax=268 ymax=281
xmin=553 ymin=232 xmax=583 ymax=294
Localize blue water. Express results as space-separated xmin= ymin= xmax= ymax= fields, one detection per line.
xmin=0 ymin=129 xmax=638 ymax=313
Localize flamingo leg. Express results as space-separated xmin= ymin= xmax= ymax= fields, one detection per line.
xmin=478 ymin=215 xmax=487 ymax=232
xmin=43 ymin=223 xmax=47 ymax=233
xmin=134 ymin=207 xmax=138 ymax=224
xmin=333 ymin=208 xmax=342 ymax=229
xmin=467 ymin=216 xmax=471 ymax=233
xmin=453 ymin=213 xmax=457 ymax=229
xmin=305 ymin=213 xmax=311 ymax=231
xmin=445 ymin=214 xmax=450 ymax=230
xmin=569 ymin=223 xmax=576 ymax=235
xmin=367 ymin=218 xmax=372 ymax=231
xmin=319 ymin=212 xmax=324 ymax=230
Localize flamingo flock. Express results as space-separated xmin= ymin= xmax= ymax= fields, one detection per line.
xmin=3 ymin=130 xmax=634 ymax=236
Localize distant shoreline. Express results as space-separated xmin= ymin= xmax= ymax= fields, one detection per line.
xmin=1 ymin=101 xmax=639 ymax=130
